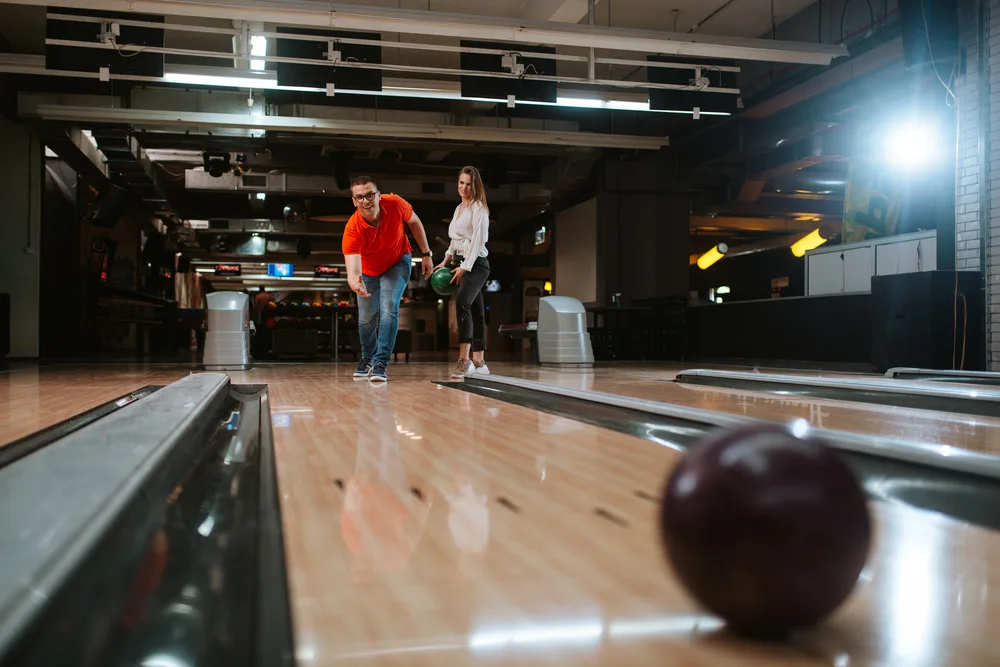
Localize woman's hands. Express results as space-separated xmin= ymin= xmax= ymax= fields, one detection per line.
xmin=433 ymin=255 xmax=454 ymax=273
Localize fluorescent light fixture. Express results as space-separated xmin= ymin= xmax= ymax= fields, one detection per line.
xmin=238 ymin=274 xmax=346 ymax=281
xmin=159 ymin=72 xmax=728 ymax=115
xmin=249 ymin=35 xmax=266 ymax=71
xmin=791 ymin=229 xmax=828 ymax=257
xmin=553 ymin=96 xmax=729 ymax=115
xmin=242 ymin=284 xmax=343 ymax=291
xmin=164 ymin=71 xmax=284 ymax=90
xmin=697 ymin=243 xmax=728 ymax=269
xmin=557 ymin=96 xmax=647 ymax=111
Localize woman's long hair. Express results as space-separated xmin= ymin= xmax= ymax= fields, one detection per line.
xmin=460 ymin=165 xmax=489 ymax=214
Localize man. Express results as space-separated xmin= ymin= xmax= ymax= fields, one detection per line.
xmin=343 ymin=175 xmax=433 ymax=382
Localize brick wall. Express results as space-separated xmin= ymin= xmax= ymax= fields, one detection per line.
xmin=955 ymin=0 xmax=1000 ymax=367
xmin=955 ymin=0 xmax=983 ymax=272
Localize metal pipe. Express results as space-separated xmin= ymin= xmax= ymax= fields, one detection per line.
xmin=588 ymin=0 xmax=596 ymax=83
xmin=46 ymin=12 xmax=743 ymax=74
xmin=28 ymin=104 xmax=672 ymax=150
xmin=6 ymin=58 xmax=693 ymax=111
xmin=977 ymin=0 xmax=990 ymax=369
xmin=687 ymin=0 xmax=741 ymax=34
xmin=43 ymin=38 xmax=743 ymax=95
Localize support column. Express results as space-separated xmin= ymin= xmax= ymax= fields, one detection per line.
xmin=596 ymin=150 xmax=690 ymax=305
xmin=955 ymin=0 xmax=1000 ymax=369
xmin=0 ymin=118 xmax=42 ymax=358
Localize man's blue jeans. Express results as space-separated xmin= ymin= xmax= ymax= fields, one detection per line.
xmin=357 ymin=253 xmax=411 ymax=365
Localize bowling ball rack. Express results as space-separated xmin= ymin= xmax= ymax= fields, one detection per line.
xmin=449 ymin=374 xmax=1000 ymax=534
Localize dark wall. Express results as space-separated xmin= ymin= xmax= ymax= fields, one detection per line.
xmin=597 ymin=151 xmax=690 ymax=305
xmin=691 ymin=247 xmax=806 ymax=301
xmin=687 ymin=293 xmax=873 ymax=366
xmin=40 ymin=160 xmax=83 ymax=358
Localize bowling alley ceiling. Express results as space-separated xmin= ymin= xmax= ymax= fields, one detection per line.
xmin=0 ymin=0 xmax=899 ymax=255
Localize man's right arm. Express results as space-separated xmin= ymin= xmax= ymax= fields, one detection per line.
xmin=345 ymin=254 xmax=369 ymax=297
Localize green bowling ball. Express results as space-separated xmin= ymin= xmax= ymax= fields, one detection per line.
xmin=430 ymin=267 xmax=457 ymax=295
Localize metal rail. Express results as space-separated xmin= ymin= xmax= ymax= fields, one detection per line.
xmin=468 ymin=373 xmax=1000 ymax=481
xmin=674 ymin=368 xmax=1000 ymax=418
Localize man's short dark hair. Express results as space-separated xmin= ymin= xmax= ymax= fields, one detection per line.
xmin=351 ymin=175 xmax=378 ymax=191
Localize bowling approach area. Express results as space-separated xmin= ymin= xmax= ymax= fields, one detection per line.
xmin=1 ymin=361 xmax=999 ymax=666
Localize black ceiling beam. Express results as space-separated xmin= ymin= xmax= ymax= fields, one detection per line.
xmin=32 ymin=123 xmax=111 ymax=192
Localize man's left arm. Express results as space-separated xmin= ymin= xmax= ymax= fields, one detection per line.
xmin=406 ymin=211 xmax=434 ymax=279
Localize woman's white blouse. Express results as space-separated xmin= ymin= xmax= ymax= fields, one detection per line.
xmin=447 ymin=201 xmax=490 ymax=271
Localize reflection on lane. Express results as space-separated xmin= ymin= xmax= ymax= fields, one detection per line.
xmin=343 ymin=385 xmax=432 ymax=580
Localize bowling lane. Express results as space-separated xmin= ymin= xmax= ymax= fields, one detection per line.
xmin=0 ymin=365 xmax=191 ymax=446
xmin=0 ymin=362 xmax=867 ymax=449
xmin=488 ymin=364 xmax=1000 ymax=458
xmin=267 ymin=365 xmax=1000 ymax=666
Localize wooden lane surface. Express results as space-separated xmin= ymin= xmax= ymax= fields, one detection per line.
xmin=257 ymin=364 xmax=1000 ymax=666
xmin=495 ymin=364 xmax=1000 ymax=458
xmin=5 ymin=363 xmax=1000 ymax=665
xmin=0 ymin=365 xmax=191 ymax=446
xmin=0 ymin=361 xmax=861 ymax=448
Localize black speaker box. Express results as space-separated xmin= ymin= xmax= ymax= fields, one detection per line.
xmin=46 ymin=8 xmax=165 ymax=77
xmin=275 ymin=26 xmax=382 ymax=92
xmin=871 ymin=270 xmax=983 ymax=372
xmin=647 ymin=55 xmax=739 ymax=114
xmin=459 ymin=40 xmax=557 ymax=104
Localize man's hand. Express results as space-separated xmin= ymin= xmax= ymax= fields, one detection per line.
xmin=350 ymin=275 xmax=370 ymax=298
xmin=421 ymin=256 xmax=433 ymax=280
xmin=344 ymin=254 xmax=369 ymax=297
xmin=450 ymin=267 xmax=467 ymax=285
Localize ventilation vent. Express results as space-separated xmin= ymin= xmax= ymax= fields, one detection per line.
xmin=241 ymin=173 xmax=269 ymax=189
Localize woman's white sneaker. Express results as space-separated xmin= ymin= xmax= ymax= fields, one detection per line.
xmin=451 ymin=358 xmax=474 ymax=379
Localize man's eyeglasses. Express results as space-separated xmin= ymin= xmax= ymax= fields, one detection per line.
xmin=352 ymin=191 xmax=378 ymax=203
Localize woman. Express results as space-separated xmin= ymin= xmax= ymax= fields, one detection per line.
xmin=436 ymin=166 xmax=491 ymax=379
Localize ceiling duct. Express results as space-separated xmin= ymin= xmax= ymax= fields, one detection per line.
xmin=188 ymin=218 xmax=346 ymax=237
xmin=185 ymin=169 xmax=286 ymax=191
xmin=28 ymin=104 xmax=666 ymax=150
xmin=241 ymin=172 xmax=269 ymax=189
xmin=183 ymin=169 xmax=526 ymax=202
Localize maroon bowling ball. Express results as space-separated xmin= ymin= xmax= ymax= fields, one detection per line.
xmin=660 ymin=421 xmax=871 ymax=637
